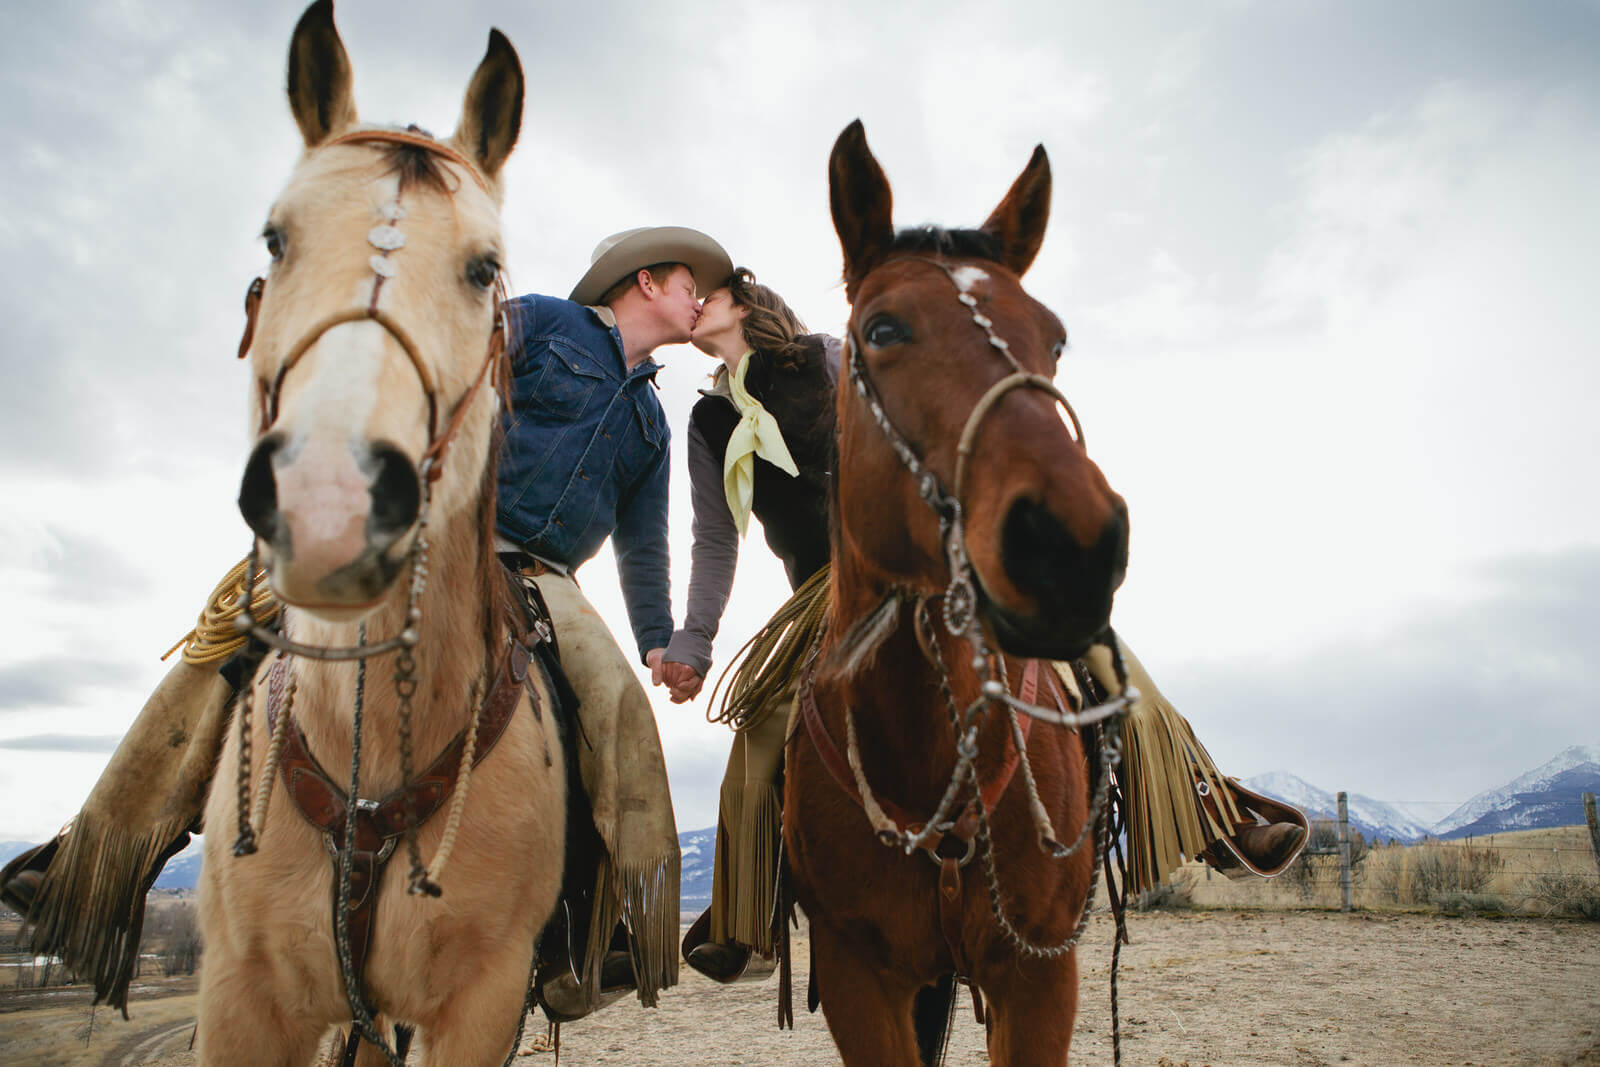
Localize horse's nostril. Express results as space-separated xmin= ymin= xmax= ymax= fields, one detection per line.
xmin=368 ymin=443 xmax=421 ymax=538
xmin=238 ymin=435 xmax=283 ymax=543
xmin=1001 ymin=497 xmax=1127 ymax=611
xmin=1002 ymin=497 xmax=1069 ymax=593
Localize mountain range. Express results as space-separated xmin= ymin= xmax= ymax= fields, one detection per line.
xmin=1244 ymin=744 xmax=1600 ymax=843
xmin=3 ymin=743 xmax=1594 ymax=896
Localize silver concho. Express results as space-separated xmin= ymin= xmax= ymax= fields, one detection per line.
xmin=367 ymin=225 xmax=407 ymax=252
xmin=943 ymin=575 xmax=977 ymax=636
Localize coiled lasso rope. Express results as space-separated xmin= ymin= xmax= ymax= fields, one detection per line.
xmin=163 ymin=557 xmax=282 ymax=666
xmin=708 ymin=563 xmax=831 ymax=732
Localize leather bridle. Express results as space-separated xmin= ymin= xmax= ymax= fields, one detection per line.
xmin=230 ymin=129 xmax=509 ymax=663
xmin=235 ymin=128 xmax=508 ymax=488
xmin=843 ymin=256 xmax=1099 ymax=665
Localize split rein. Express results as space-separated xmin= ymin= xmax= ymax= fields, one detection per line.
xmin=837 ymin=256 xmax=1138 ymax=960
xmin=223 ymin=130 xmax=534 ymax=1067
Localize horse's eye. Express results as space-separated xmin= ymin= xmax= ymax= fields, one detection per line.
xmin=1052 ymin=337 xmax=1067 ymax=360
xmin=467 ymin=256 xmax=500 ymax=290
xmin=263 ymin=226 xmax=284 ymax=261
xmin=864 ymin=314 xmax=910 ymax=349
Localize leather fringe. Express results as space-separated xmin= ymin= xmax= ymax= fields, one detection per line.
xmin=708 ymin=777 xmax=742 ymax=946
xmin=730 ymin=784 xmax=781 ymax=954
xmin=577 ymin=851 xmax=682 ymax=1012
xmin=615 ymin=850 xmax=680 ymax=1008
xmin=24 ymin=811 xmax=191 ymax=1015
xmin=1085 ymin=644 xmax=1242 ymax=895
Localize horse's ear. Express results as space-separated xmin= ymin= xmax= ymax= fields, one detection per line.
xmin=979 ymin=145 xmax=1051 ymax=277
xmin=829 ymin=120 xmax=895 ymax=303
xmin=286 ymin=0 xmax=358 ymax=148
xmin=453 ymin=29 xmax=524 ymax=184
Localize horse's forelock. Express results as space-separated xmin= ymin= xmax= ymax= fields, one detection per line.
xmin=379 ymin=142 xmax=456 ymax=196
xmin=886 ymin=226 xmax=1004 ymax=265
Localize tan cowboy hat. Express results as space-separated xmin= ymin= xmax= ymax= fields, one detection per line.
xmin=569 ymin=226 xmax=733 ymax=306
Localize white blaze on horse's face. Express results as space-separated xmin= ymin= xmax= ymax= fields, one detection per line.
xmin=237 ymin=19 xmax=523 ymax=618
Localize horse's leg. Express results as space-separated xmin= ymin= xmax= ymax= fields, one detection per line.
xmin=195 ymin=962 xmax=323 ymax=1066
xmin=415 ymin=950 xmax=533 ymax=1066
xmin=811 ymin=924 xmax=923 ymax=1067
xmin=981 ymin=949 xmax=1079 ymax=1067
xmin=347 ymin=1018 xmax=412 ymax=1067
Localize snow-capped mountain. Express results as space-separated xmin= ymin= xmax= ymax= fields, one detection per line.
xmin=152 ymin=838 xmax=204 ymax=890
xmin=679 ymin=826 xmax=716 ymax=905
xmin=1432 ymin=745 xmax=1600 ymax=837
xmin=1242 ymin=772 xmax=1435 ymax=843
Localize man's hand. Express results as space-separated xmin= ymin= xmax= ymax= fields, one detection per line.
xmin=661 ymin=661 xmax=705 ymax=704
xmin=646 ymin=648 xmax=666 ymax=686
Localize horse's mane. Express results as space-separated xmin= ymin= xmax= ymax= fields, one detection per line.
xmin=888 ymin=225 xmax=1003 ymax=263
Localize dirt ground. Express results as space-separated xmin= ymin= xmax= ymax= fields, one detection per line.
xmin=0 ymin=910 xmax=1595 ymax=1066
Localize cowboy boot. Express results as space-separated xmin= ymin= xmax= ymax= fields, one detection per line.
xmin=0 ymin=836 xmax=59 ymax=917
xmin=681 ymin=897 xmax=779 ymax=985
xmin=1199 ymin=779 xmax=1310 ymax=879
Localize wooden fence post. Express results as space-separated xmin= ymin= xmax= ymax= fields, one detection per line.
xmin=1337 ymin=791 xmax=1352 ymax=912
xmin=1584 ymin=792 xmax=1600 ymax=882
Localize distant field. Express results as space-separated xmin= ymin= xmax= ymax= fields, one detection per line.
xmin=1175 ymin=823 xmax=1600 ymax=916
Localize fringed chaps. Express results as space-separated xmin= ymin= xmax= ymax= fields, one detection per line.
xmin=1082 ymin=642 xmax=1244 ymax=895
xmin=21 ymin=658 xmax=232 ymax=1013
xmin=532 ymin=572 xmax=681 ymax=1010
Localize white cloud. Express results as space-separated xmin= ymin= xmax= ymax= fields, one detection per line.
xmin=0 ymin=2 xmax=1596 ymax=842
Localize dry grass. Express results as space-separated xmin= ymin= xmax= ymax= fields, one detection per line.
xmin=1175 ymin=824 xmax=1600 ymax=916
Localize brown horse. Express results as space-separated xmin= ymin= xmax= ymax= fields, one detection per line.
xmin=196 ymin=4 xmax=563 ymax=1063
xmin=784 ymin=121 xmax=1131 ymax=1065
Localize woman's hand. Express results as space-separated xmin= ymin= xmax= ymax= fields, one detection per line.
xmin=661 ymin=661 xmax=705 ymax=704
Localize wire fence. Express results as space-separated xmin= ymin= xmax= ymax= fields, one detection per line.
xmin=1146 ymin=793 xmax=1600 ymax=921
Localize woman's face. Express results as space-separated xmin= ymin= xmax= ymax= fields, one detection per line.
xmin=690 ymin=286 xmax=748 ymax=353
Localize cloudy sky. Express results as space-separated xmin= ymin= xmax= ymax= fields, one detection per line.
xmin=1 ymin=0 xmax=1596 ymax=843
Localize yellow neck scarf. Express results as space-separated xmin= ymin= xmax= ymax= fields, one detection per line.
xmin=723 ymin=351 xmax=798 ymax=536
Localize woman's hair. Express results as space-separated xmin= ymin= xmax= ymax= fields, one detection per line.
xmin=727 ymin=267 xmax=810 ymax=368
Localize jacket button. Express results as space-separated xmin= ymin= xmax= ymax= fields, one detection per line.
xmin=579 ymin=470 xmax=588 ymax=480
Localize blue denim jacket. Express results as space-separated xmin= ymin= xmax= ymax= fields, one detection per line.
xmin=495 ymin=294 xmax=672 ymax=662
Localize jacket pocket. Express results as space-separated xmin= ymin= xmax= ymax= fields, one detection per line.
xmin=524 ymin=341 xmax=606 ymax=418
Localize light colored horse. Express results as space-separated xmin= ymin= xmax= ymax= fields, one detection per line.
xmin=197 ymin=4 xmax=563 ymax=1063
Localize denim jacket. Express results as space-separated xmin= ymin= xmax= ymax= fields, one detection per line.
xmin=495 ymin=293 xmax=672 ymax=662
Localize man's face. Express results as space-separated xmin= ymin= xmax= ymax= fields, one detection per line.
xmin=654 ymin=264 xmax=702 ymax=343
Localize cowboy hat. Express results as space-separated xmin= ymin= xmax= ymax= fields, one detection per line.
xmin=569 ymin=226 xmax=733 ymax=306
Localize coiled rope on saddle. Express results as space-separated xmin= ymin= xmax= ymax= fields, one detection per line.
xmin=708 ymin=562 xmax=831 ymax=731
xmin=163 ymin=556 xmax=281 ymax=666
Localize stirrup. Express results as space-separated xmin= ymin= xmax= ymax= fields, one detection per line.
xmin=1197 ymin=777 xmax=1309 ymax=879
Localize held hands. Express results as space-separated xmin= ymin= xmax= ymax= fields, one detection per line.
xmin=645 ymin=649 xmax=705 ymax=704
xmin=661 ymin=661 xmax=705 ymax=704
